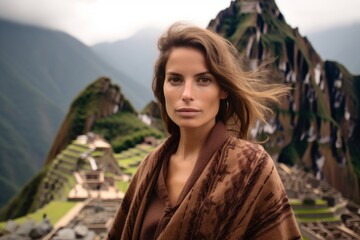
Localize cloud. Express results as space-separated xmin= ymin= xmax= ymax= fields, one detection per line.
xmin=0 ymin=0 xmax=231 ymax=44
xmin=276 ymin=0 xmax=360 ymax=34
xmin=1 ymin=0 xmax=360 ymax=45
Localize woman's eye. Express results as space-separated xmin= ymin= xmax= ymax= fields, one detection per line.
xmin=198 ymin=76 xmax=211 ymax=85
xmin=168 ymin=76 xmax=182 ymax=85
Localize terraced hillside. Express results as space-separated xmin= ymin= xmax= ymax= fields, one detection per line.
xmin=277 ymin=164 xmax=360 ymax=239
xmin=0 ymin=137 xmax=157 ymax=239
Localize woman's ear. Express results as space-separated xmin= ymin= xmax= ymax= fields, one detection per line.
xmin=220 ymin=89 xmax=228 ymax=100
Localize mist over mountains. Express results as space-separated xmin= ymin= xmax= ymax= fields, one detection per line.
xmin=92 ymin=27 xmax=162 ymax=89
xmin=306 ymin=23 xmax=360 ymax=75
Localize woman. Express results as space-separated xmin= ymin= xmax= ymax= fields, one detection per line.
xmin=107 ymin=23 xmax=301 ymax=240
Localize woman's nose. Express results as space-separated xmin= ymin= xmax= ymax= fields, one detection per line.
xmin=181 ymin=81 xmax=194 ymax=101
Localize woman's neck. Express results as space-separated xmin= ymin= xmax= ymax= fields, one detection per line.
xmin=175 ymin=124 xmax=214 ymax=161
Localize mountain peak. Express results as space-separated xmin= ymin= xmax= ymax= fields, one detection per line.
xmin=209 ymin=0 xmax=360 ymax=203
xmin=45 ymin=77 xmax=135 ymax=165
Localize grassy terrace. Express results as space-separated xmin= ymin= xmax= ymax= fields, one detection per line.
xmin=90 ymin=150 xmax=104 ymax=158
xmin=115 ymin=144 xmax=155 ymax=159
xmin=290 ymin=199 xmax=327 ymax=206
xmin=0 ymin=201 xmax=76 ymax=229
xmin=136 ymin=144 xmax=156 ymax=152
xmin=297 ymin=216 xmax=341 ymax=223
xmin=116 ymin=181 xmax=130 ymax=193
xmin=58 ymin=155 xmax=77 ymax=165
xmin=116 ymin=153 xmax=144 ymax=176
xmin=62 ymin=148 xmax=83 ymax=158
xmin=115 ymin=146 xmax=149 ymax=171
xmin=40 ymin=142 xmax=84 ymax=204
xmin=115 ymin=153 xmax=132 ymax=159
xmin=123 ymin=168 xmax=138 ymax=176
xmin=289 ymin=198 xmax=343 ymax=223
xmin=293 ymin=208 xmax=332 ymax=214
xmin=68 ymin=142 xmax=90 ymax=152
xmin=117 ymin=156 xmax=142 ymax=166
xmin=115 ymin=150 xmax=139 ymax=158
xmin=114 ymin=147 xmax=148 ymax=192
xmin=114 ymin=144 xmax=156 ymax=191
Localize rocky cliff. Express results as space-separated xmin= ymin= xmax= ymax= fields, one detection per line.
xmin=209 ymin=0 xmax=360 ymax=202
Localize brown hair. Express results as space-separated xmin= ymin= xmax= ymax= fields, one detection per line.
xmin=152 ymin=22 xmax=289 ymax=140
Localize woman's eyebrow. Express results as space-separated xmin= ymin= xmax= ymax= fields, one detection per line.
xmin=194 ymin=71 xmax=212 ymax=77
xmin=165 ymin=71 xmax=212 ymax=77
xmin=166 ymin=72 xmax=182 ymax=76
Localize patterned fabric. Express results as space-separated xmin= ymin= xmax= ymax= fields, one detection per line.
xmin=107 ymin=123 xmax=301 ymax=240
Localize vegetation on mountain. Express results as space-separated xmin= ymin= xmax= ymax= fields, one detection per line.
xmin=141 ymin=100 xmax=165 ymax=133
xmin=92 ymin=112 xmax=163 ymax=152
xmin=46 ymin=77 xmax=163 ymax=165
xmin=0 ymin=169 xmax=46 ymax=221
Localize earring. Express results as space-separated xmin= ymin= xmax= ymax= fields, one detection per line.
xmin=225 ymin=100 xmax=230 ymax=112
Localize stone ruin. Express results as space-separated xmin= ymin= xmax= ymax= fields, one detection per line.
xmin=0 ymin=216 xmax=53 ymax=240
xmin=45 ymin=199 xmax=120 ymax=240
xmin=277 ymin=163 xmax=360 ymax=239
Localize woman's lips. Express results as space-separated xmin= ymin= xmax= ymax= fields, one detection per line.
xmin=176 ymin=108 xmax=201 ymax=117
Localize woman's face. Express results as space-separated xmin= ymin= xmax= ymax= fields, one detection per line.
xmin=163 ymin=47 xmax=227 ymax=131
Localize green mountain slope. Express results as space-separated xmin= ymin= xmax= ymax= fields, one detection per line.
xmin=0 ymin=19 xmax=152 ymax=207
xmin=0 ymin=55 xmax=64 ymax=207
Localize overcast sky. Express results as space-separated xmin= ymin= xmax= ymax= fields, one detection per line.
xmin=0 ymin=0 xmax=359 ymax=45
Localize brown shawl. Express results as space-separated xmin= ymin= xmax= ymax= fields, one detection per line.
xmin=107 ymin=123 xmax=301 ymax=240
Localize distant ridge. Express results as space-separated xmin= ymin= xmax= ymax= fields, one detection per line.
xmin=92 ymin=27 xmax=162 ymax=91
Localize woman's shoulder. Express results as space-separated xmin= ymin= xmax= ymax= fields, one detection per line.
xmin=228 ymin=136 xmax=266 ymax=155
xmin=225 ymin=136 xmax=272 ymax=167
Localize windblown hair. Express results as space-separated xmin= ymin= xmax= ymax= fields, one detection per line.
xmin=152 ymin=22 xmax=289 ymax=140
